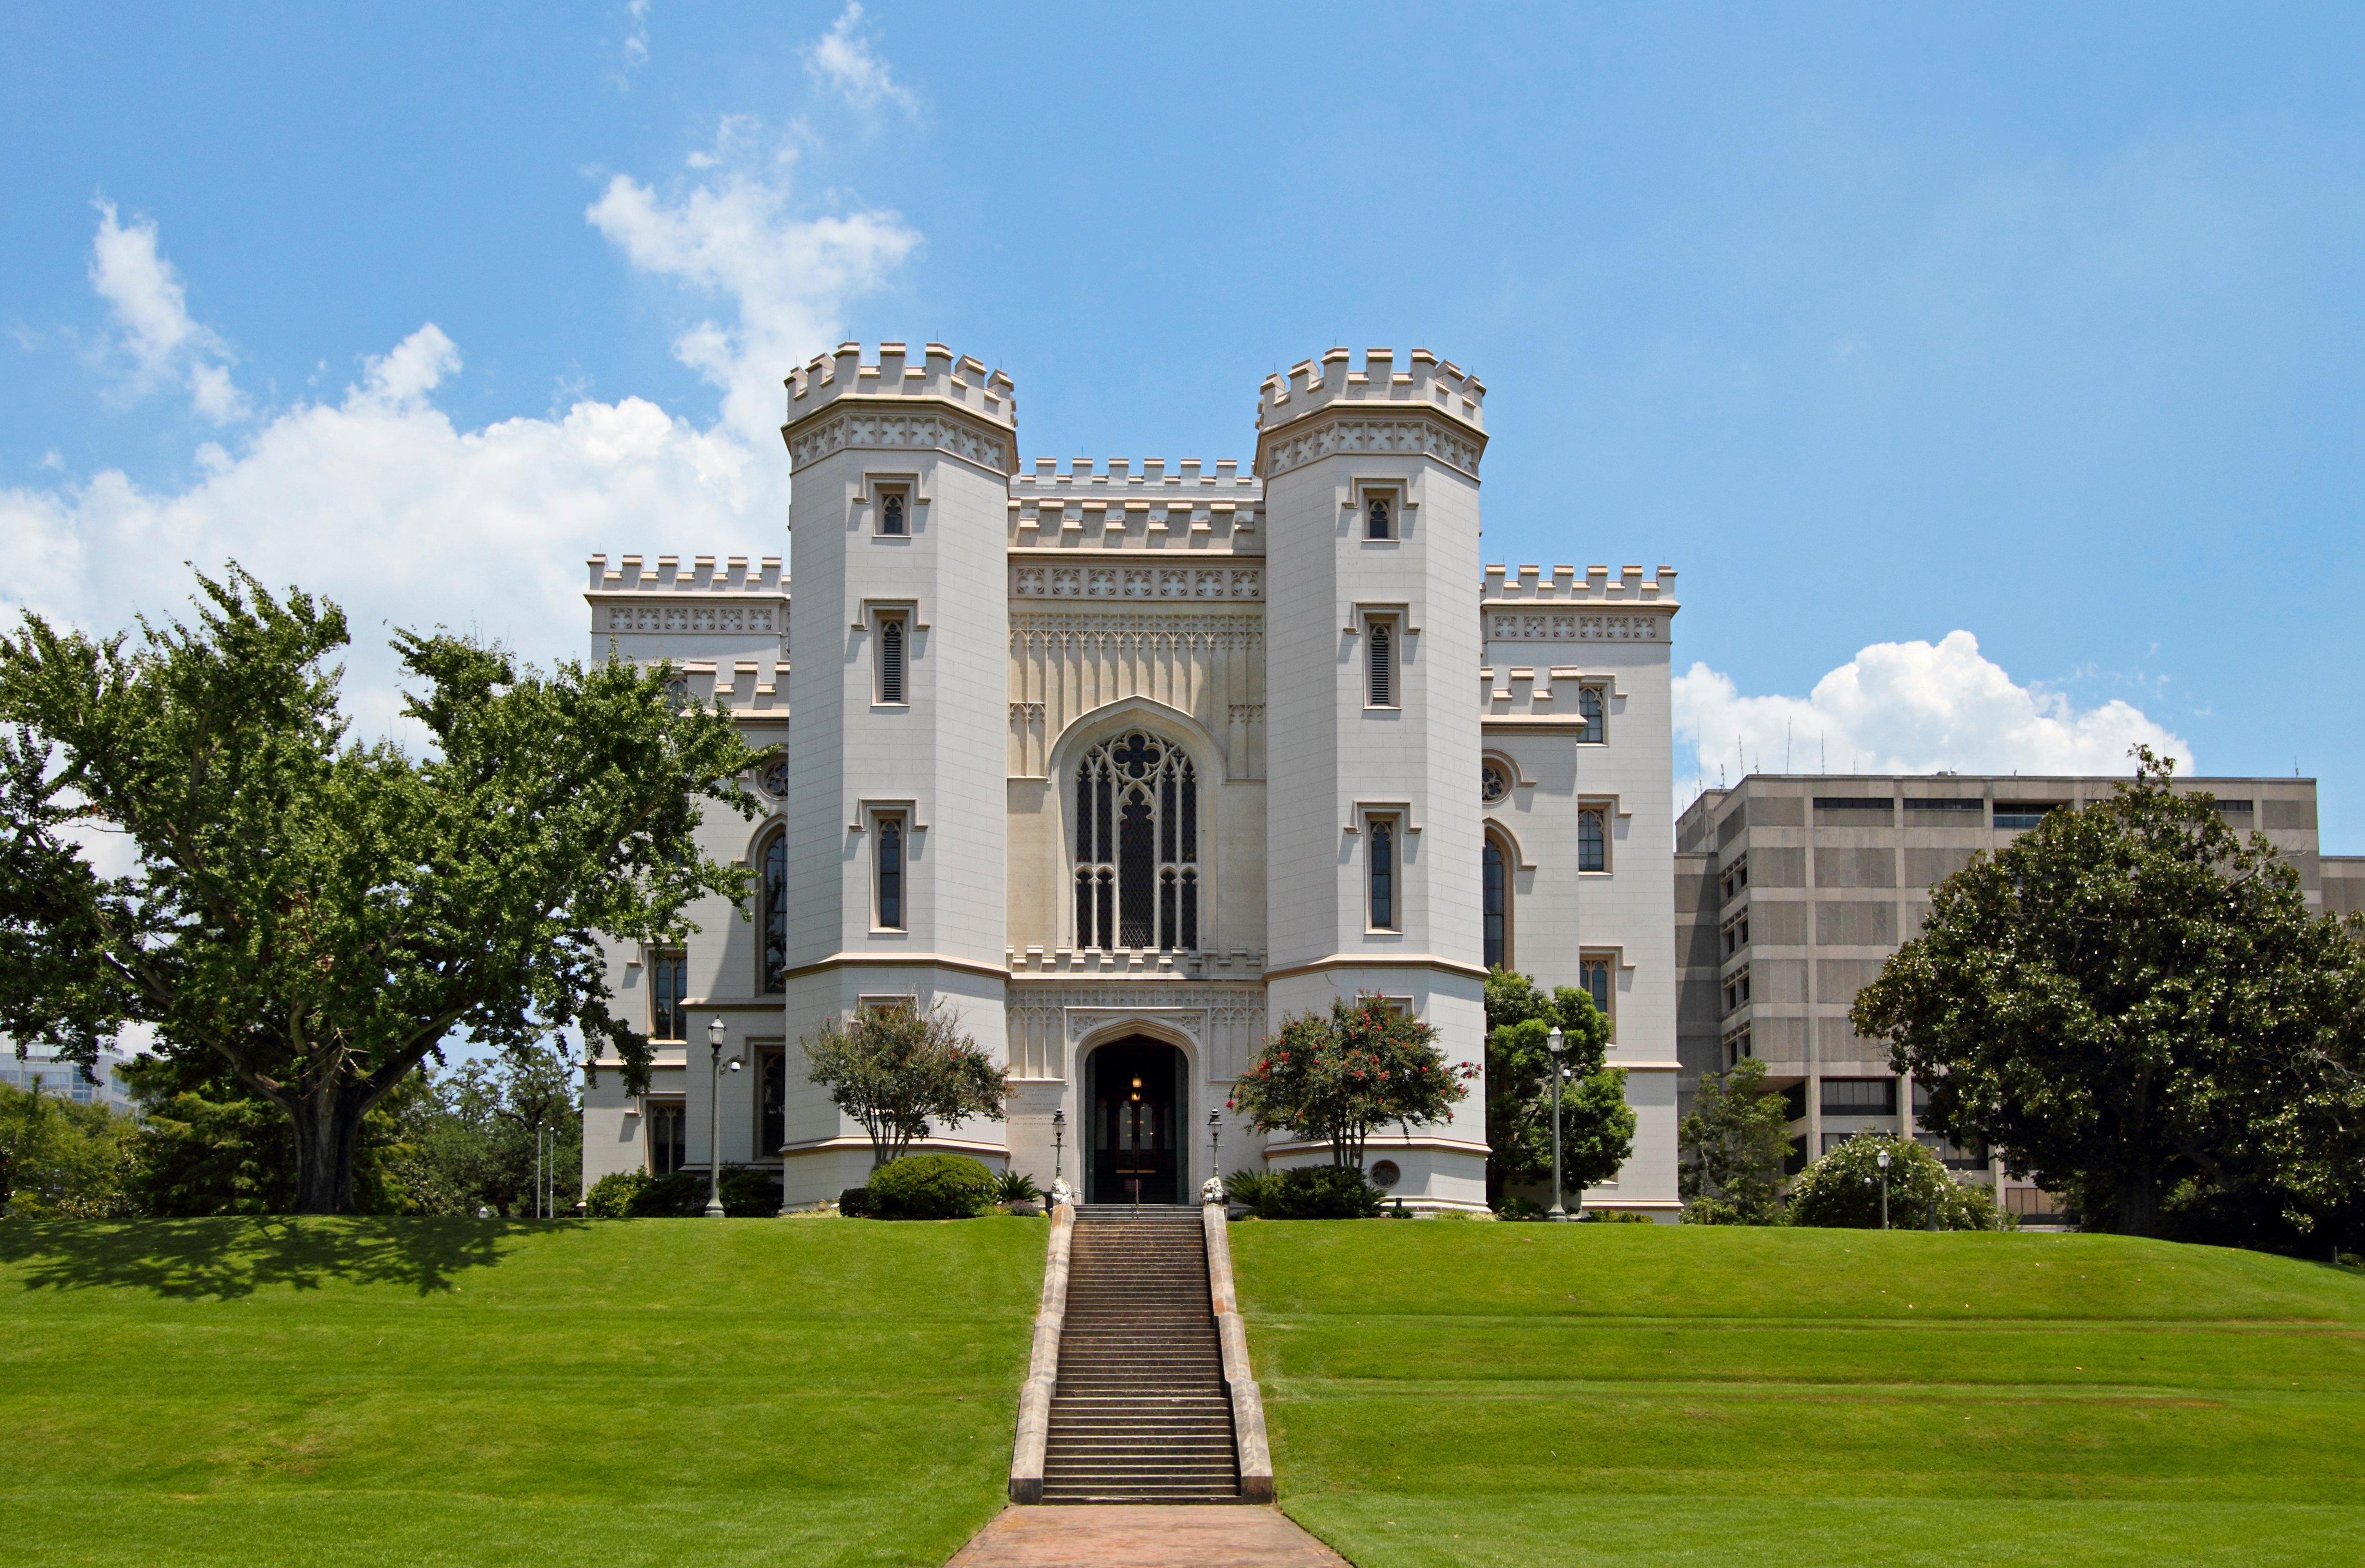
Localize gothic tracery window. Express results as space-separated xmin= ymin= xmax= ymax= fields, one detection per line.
xmin=759 ymin=829 xmax=788 ymax=992
xmin=1073 ymin=731 xmax=1198 ymax=951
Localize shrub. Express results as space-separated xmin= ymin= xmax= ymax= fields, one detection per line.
xmin=838 ymin=1185 xmax=874 ymax=1218
xmin=1257 ymin=1164 xmax=1383 ymax=1220
xmin=866 ymin=1154 xmax=995 ymax=1220
xmin=993 ymin=1169 xmax=1042 ymax=1204
xmin=585 ymin=1170 xmax=650 ymax=1218
xmin=1592 ymin=1209 xmax=1655 ymax=1223
xmin=1223 ymin=1168 xmax=1273 ymax=1209
xmin=1681 ymin=1194 xmax=1747 ymax=1225
xmin=1495 ymin=1195 xmax=1546 ymax=1221
xmin=627 ymin=1170 xmax=710 ymax=1217
xmin=718 ymin=1167 xmax=781 ymax=1218
xmin=1787 ymin=1135 xmax=2008 ymax=1231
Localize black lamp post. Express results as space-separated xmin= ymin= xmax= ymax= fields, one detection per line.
xmin=705 ymin=1015 xmax=741 ymax=1219
xmin=1208 ymin=1109 xmax=1221 ymax=1195
xmin=1545 ymin=1025 xmax=1572 ymax=1221
xmin=1051 ymin=1108 xmax=1066 ymax=1186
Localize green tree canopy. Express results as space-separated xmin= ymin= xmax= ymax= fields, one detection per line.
xmin=1677 ymin=1054 xmax=1792 ymax=1225
xmin=0 ymin=567 xmax=760 ymax=1213
xmin=1482 ymin=969 xmax=1633 ymax=1205
xmin=802 ymin=1003 xmax=1007 ymax=1168
xmin=1852 ymin=749 xmax=2365 ymax=1246
xmin=1230 ymin=995 xmax=1476 ymax=1171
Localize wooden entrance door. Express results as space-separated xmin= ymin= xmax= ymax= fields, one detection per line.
xmin=1086 ymin=1038 xmax=1184 ymax=1204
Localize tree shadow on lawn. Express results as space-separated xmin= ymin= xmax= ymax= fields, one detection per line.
xmin=0 ymin=1216 xmax=574 ymax=1301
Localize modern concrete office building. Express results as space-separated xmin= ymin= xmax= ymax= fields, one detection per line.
xmin=1674 ymin=773 xmax=2333 ymax=1223
xmin=577 ymin=344 xmax=1683 ymax=1215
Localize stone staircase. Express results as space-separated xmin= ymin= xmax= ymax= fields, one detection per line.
xmin=1041 ymin=1204 xmax=1241 ymax=1504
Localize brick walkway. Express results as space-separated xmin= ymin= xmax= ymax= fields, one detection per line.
xmin=946 ymin=1505 xmax=1352 ymax=1568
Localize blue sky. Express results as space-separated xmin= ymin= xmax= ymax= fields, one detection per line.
xmin=5 ymin=2 xmax=2360 ymax=847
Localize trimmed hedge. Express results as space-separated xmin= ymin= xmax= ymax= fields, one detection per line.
xmin=585 ymin=1167 xmax=781 ymax=1219
xmin=838 ymin=1186 xmax=874 ymax=1218
xmin=1258 ymin=1164 xmax=1383 ymax=1220
xmin=867 ymin=1154 xmax=995 ymax=1220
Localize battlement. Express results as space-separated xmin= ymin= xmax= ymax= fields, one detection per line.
xmin=1481 ymin=563 xmax=1678 ymax=604
xmin=1256 ymin=347 xmax=1485 ymax=435
xmin=784 ymin=341 xmax=1017 ymax=430
xmin=1010 ymin=457 xmax=1262 ymax=496
xmin=586 ymin=554 xmax=786 ymax=593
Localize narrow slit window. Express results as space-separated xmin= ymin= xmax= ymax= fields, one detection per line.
xmin=876 ymin=815 xmax=905 ymax=930
xmin=650 ymin=949 xmax=688 ymax=1041
xmin=1367 ymin=620 xmax=1396 ymax=708
xmin=1482 ymin=837 xmax=1508 ymax=970
xmin=1581 ymin=956 xmax=1612 ymax=1018
xmin=877 ymin=616 xmax=906 ymax=705
xmin=1370 ymin=819 xmax=1398 ymax=930
xmin=759 ymin=831 xmax=787 ymax=993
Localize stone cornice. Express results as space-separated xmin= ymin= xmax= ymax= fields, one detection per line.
xmin=782 ymin=399 xmax=1017 ymax=477
xmin=1253 ymin=406 xmax=1487 ymax=481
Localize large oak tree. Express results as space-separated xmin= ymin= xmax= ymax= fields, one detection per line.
xmin=0 ymin=568 xmax=760 ymax=1212
xmin=1852 ymin=750 xmax=2365 ymax=1246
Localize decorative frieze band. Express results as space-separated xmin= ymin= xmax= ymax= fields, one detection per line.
xmin=1485 ymin=611 xmax=1666 ymax=643
xmin=603 ymin=602 xmax=780 ymax=635
xmin=786 ymin=408 xmax=1013 ymax=474
xmin=1257 ymin=412 xmax=1483 ymax=480
xmin=1013 ymin=565 xmax=1262 ymax=601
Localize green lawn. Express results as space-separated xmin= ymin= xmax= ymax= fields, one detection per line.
xmin=0 ymin=1215 xmax=1043 ymax=1568
xmin=1230 ymin=1223 xmax=2365 ymax=1568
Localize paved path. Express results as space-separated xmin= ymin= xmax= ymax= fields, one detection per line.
xmin=946 ymin=1505 xmax=1352 ymax=1568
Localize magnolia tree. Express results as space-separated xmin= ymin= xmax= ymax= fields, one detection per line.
xmin=1228 ymin=996 xmax=1477 ymax=1171
xmin=0 ymin=569 xmax=761 ymax=1213
xmin=802 ymin=1003 xmax=1008 ymax=1168
xmin=1482 ymin=968 xmax=1633 ymax=1206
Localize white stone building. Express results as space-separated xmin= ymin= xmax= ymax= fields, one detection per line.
xmin=580 ymin=345 xmax=1681 ymax=1216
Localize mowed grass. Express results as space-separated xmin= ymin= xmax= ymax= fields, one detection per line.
xmin=0 ymin=1215 xmax=1044 ymax=1568
xmin=1230 ymin=1223 xmax=2365 ymax=1568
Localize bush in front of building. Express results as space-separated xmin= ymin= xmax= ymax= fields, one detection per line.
xmin=585 ymin=1171 xmax=650 ymax=1217
xmin=837 ymin=1185 xmax=874 ymax=1218
xmin=1222 ymin=1168 xmax=1274 ymax=1210
xmin=1786 ymin=1134 xmax=2008 ymax=1231
xmin=1258 ymin=1164 xmax=1384 ymax=1220
xmin=865 ymin=1153 xmax=996 ymax=1219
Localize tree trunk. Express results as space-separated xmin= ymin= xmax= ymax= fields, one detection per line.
xmin=2114 ymin=1174 xmax=2159 ymax=1237
xmin=289 ymin=1086 xmax=368 ymax=1213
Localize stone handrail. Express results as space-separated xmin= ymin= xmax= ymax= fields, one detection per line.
xmin=1007 ymin=1200 xmax=1074 ymax=1504
xmin=1201 ymin=1188 xmax=1275 ymax=1502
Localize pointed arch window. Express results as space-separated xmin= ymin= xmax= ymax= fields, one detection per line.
xmin=876 ymin=615 xmax=906 ymax=705
xmin=1367 ymin=495 xmax=1392 ymax=539
xmin=876 ymin=815 xmax=905 ymax=930
xmin=1370 ymin=818 xmax=1398 ymax=931
xmin=1073 ymin=730 xmax=1197 ymax=951
xmin=881 ymin=490 xmax=907 ymax=535
xmin=1580 ymin=807 xmax=1607 ymax=872
xmin=1483 ymin=834 xmax=1509 ymax=970
xmin=759 ymin=829 xmax=788 ymax=993
xmin=1367 ymin=621 xmax=1395 ymax=707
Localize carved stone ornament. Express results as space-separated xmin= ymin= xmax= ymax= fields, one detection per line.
xmin=1048 ymin=1176 xmax=1075 ymax=1208
xmin=1200 ymin=1176 xmax=1227 ymax=1206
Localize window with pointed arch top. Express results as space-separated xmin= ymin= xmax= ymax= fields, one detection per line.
xmin=1072 ymin=730 xmax=1197 ymax=951
xmin=879 ymin=487 xmax=908 ymax=536
xmin=875 ymin=815 xmax=906 ymax=930
xmin=1369 ymin=817 xmax=1399 ymax=931
xmin=1483 ymin=835 xmax=1508 ymax=970
xmin=1580 ymin=807 xmax=1607 ymax=872
xmin=1367 ymin=619 xmax=1397 ymax=708
xmin=876 ymin=615 xmax=906 ymax=705
xmin=759 ymin=830 xmax=787 ymax=992
xmin=1576 ymin=684 xmax=1606 ymax=743
xmin=1366 ymin=495 xmax=1392 ymax=540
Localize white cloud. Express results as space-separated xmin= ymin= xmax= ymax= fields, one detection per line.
xmin=1673 ymin=630 xmax=2193 ymax=792
xmin=87 ymin=198 xmax=249 ymax=424
xmin=803 ymin=3 xmax=919 ymax=120
xmin=621 ymin=0 xmax=650 ymax=70
xmin=6 ymin=139 xmax=915 ymax=747
xmin=587 ymin=123 xmax=918 ymax=443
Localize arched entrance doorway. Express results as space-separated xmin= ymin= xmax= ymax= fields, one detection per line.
xmin=1084 ymin=1036 xmax=1188 ymax=1205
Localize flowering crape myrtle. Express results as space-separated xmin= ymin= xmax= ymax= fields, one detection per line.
xmin=1228 ymin=995 xmax=1477 ymax=1171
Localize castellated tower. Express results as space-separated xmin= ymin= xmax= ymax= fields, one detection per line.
xmin=778 ymin=343 xmax=1017 ymax=1202
xmin=1255 ymin=349 xmax=1492 ymax=1212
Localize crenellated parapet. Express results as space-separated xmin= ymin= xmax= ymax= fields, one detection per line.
xmin=1253 ymin=348 xmax=1487 ymax=479
xmin=1008 ymin=457 xmax=1264 ymax=555
xmin=1479 ymin=564 xmax=1679 ymax=650
xmin=781 ymin=341 xmax=1018 ymax=475
xmin=587 ymin=553 xmax=785 ymax=594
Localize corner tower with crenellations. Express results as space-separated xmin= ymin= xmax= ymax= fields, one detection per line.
xmin=578 ymin=343 xmax=1682 ymax=1219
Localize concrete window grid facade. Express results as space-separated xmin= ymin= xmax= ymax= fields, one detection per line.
xmin=577 ymin=344 xmax=1685 ymax=1217
xmin=1674 ymin=772 xmax=2338 ymax=1221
